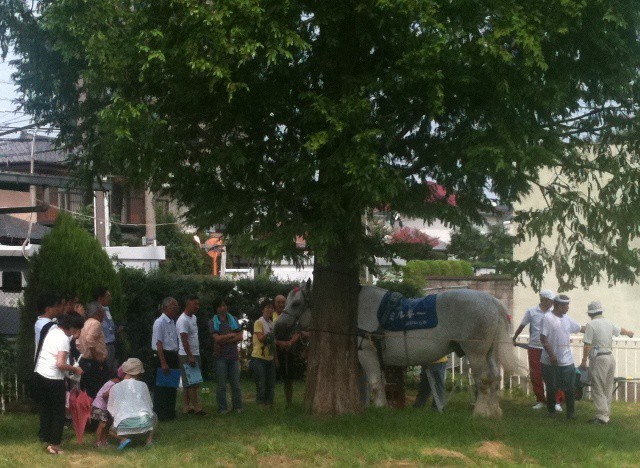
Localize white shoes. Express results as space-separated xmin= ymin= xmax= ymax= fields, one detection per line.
xmin=532 ymin=402 xmax=545 ymax=410
xmin=555 ymin=403 xmax=563 ymax=412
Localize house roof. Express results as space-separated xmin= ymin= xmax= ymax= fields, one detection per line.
xmin=0 ymin=135 xmax=68 ymax=165
xmin=0 ymin=214 xmax=51 ymax=244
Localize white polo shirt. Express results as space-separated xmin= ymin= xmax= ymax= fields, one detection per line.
xmin=35 ymin=327 xmax=70 ymax=380
xmin=540 ymin=313 xmax=581 ymax=366
xmin=519 ymin=304 xmax=551 ymax=349
xmin=176 ymin=312 xmax=199 ymax=356
xmin=151 ymin=313 xmax=179 ymax=352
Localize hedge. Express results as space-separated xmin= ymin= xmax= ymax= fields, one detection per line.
xmin=403 ymin=259 xmax=474 ymax=290
xmin=116 ymin=269 xmax=299 ymax=382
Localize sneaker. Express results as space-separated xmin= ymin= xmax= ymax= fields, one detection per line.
xmin=588 ymin=418 xmax=607 ymax=425
xmin=555 ymin=403 xmax=563 ymax=412
xmin=532 ymin=402 xmax=545 ymax=410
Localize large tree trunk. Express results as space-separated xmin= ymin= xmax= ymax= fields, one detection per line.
xmin=304 ymin=246 xmax=362 ymax=416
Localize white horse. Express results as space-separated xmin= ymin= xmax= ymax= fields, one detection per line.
xmin=274 ymin=281 xmax=520 ymax=418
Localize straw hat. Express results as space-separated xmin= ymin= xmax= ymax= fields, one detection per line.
xmin=121 ymin=358 xmax=144 ymax=376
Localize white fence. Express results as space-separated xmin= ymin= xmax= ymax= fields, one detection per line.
xmin=444 ymin=335 xmax=640 ymax=403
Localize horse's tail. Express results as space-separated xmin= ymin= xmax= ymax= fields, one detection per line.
xmin=492 ymin=297 xmax=523 ymax=375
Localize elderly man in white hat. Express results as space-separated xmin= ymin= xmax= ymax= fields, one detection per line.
xmin=513 ymin=289 xmax=556 ymax=410
xmin=580 ymin=301 xmax=634 ymax=424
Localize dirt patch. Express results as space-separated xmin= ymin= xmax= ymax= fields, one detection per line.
xmin=258 ymin=455 xmax=304 ymax=467
xmin=421 ymin=448 xmax=473 ymax=464
xmin=474 ymin=441 xmax=514 ymax=461
xmin=377 ymin=460 xmax=419 ymax=467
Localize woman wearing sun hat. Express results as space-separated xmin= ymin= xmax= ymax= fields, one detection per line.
xmin=107 ymin=358 xmax=157 ymax=449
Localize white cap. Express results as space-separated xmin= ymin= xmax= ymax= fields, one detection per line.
xmin=539 ymin=290 xmax=555 ymax=300
xmin=587 ymin=301 xmax=604 ymax=315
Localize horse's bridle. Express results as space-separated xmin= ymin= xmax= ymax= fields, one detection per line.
xmin=279 ymin=286 xmax=311 ymax=343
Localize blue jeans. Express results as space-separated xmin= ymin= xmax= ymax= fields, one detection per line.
xmin=215 ymin=358 xmax=242 ymax=412
xmin=251 ymin=358 xmax=275 ymax=405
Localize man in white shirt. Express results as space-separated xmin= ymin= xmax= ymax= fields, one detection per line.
xmin=580 ymin=301 xmax=634 ymax=424
xmin=176 ymin=295 xmax=204 ymax=415
xmin=152 ymin=297 xmax=180 ymax=421
xmin=540 ymin=294 xmax=583 ymax=419
xmin=513 ymin=289 xmax=555 ymax=409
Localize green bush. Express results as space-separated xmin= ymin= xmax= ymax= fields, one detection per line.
xmin=117 ymin=270 xmax=298 ymax=381
xmin=17 ymin=213 xmax=122 ymax=382
xmin=403 ymin=259 xmax=473 ymax=290
xmin=374 ymin=280 xmax=422 ymax=298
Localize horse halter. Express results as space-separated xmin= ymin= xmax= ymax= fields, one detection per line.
xmin=280 ymin=286 xmax=311 ymax=331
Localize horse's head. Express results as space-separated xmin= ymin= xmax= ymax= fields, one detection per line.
xmin=274 ymin=279 xmax=312 ymax=336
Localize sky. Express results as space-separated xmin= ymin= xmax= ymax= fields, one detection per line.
xmin=0 ymin=51 xmax=38 ymax=137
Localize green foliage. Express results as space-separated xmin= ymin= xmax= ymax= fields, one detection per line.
xmin=155 ymin=206 xmax=210 ymax=275
xmin=73 ymin=203 xmax=123 ymax=246
xmin=5 ymin=0 xmax=640 ymax=291
xmin=17 ymin=213 xmax=122 ymax=381
xmin=374 ymin=280 xmax=422 ymax=298
xmin=403 ymin=260 xmax=474 ymax=290
xmin=449 ymin=224 xmax=514 ymax=274
xmin=117 ymin=269 xmax=297 ymax=380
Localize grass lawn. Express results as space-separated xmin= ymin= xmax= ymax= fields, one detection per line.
xmin=1 ymin=380 xmax=639 ymax=467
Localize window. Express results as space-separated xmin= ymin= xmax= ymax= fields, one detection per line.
xmin=1 ymin=271 xmax=23 ymax=292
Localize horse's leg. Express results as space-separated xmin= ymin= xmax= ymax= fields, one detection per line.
xmin=465 ymin=348 xmax=494 ymax=418
xmin=486 ymin=347 xmax=503 ymax=418
xmin=358 ymin=338 xmax=387 ymax=407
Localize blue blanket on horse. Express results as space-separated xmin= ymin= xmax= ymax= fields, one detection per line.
xmin=377 ymin=292 xmax=438 ymax=331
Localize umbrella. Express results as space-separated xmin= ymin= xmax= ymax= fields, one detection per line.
xmin=69 ymin=387 xmax=93 ymax=444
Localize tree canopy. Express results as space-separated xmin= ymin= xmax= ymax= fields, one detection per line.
xmin=3 ymin=0 xmax=640 ymax=413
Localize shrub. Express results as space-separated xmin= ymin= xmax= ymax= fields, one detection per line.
xmin=403 ymin=260 xmax=474 ymax=289
xmin=374 ymin=281 xmax=422 ymax=298
xmin=17 ymin=213 xmax=122 ymax=382
xmin=117 ymin=270 xmax=297 ymax=381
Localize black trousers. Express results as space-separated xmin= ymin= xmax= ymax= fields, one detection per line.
xmin=36 ymin=374 xmax=66 ymax=445
xmin=153 ymin=350 xmax=179 ymax=421
xmin=542 ymin=363 xmax=576 ymax=418
xmin=79 ymin=358 xmax=110 ymax=399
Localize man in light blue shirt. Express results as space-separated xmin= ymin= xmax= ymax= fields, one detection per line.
xmin=94 ymin=286 xmax=117 ymax=372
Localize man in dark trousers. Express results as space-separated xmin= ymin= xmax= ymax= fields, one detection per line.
xmin=152 ymin=297 xmax=180 ymax=421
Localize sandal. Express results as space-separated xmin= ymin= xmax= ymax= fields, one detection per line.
xmin=46 ymin=445 xmax=64 ymax=455
xmin=194 ymin=409 xmax=207 ymax=416
xmin=117 ymin=438 xmax=132 ymax=451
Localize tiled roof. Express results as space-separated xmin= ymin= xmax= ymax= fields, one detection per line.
xmin=0 ymin=137 xmax=68 ymax=165
xmin=0 ymin=214 xmax=51 ymax=243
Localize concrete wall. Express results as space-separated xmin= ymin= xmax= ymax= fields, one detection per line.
xmin=512 ymin=168 xmax=640 ymax=332
xmin=424 ymin=276 xmax=514 ymax=313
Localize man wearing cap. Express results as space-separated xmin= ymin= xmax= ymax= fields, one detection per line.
xmin=540 ymin=294 xmax=583 ymax=419
xmin=151 ymin=297 xmax=180 ymax=421
xmin=513 ymin=290 xmax=555 ymax=410
xmin=580 ymin=301 xmax=634 ymax=424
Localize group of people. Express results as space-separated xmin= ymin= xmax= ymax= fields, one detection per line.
xmin=32 ymin=287 xmax=155 ymax=455
xmin=151 ymin=293 xmax=301 ymax=422
xmin=514 ymin=290 xmax=634 ymax=424
xmin=32 ymin=288 xmax=303 ymax=455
